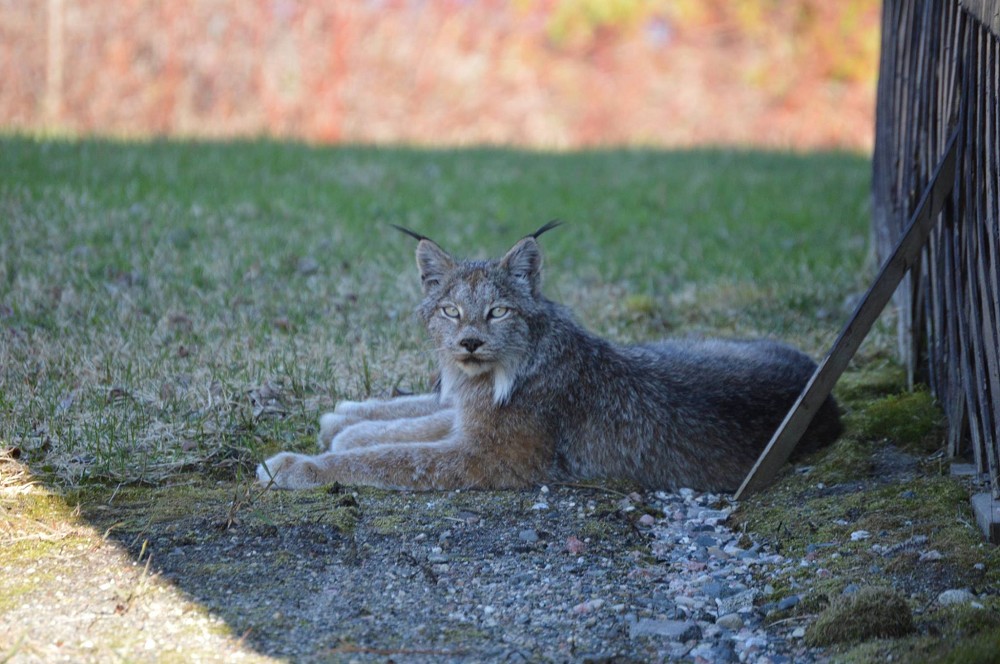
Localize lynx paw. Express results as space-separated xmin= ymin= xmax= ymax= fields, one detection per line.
xmin=329 ymin=421 xmax=384 ymax=452
xmin=318 ymin=412 xmax=359 ymax=450
xmin=256 ymin=452 xmax=324 ymax=489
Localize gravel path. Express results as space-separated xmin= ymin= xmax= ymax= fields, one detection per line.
xmin=3 ymin=470 xmax=833 ymax=663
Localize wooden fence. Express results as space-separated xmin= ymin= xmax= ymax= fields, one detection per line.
xmin=872 ymin=0 xmax=1000 ymax=501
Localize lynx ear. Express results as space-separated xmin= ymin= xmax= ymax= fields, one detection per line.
xmin=501 ymin=237 xmax=543 ymax=293
xmin=415 ymin=239 xmax=454 ymax=292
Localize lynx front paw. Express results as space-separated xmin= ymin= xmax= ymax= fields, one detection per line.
xmin=318 ymin=412 xmax=359 ymax=450
xmin=256 ymin=452 xmax=324 ymax=489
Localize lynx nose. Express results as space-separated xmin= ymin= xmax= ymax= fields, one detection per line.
xmin=459 ymin=338 xmax=485 ymax=353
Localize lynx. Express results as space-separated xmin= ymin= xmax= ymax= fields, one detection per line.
xmin=257 ymin=224 xmax=841 ymax=492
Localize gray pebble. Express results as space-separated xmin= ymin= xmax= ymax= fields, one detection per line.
xmin=716 ymin=613 xmax=744 ymax=630
xmin=777 ymin=594 xmax=801 ymax=611
xmin=938 ymin=588 xmax=976 ymax=605
xmin=629 ymin=618 xmax=702 ymax=642
xmin=695 ymin=534 xmax=718 ymax=547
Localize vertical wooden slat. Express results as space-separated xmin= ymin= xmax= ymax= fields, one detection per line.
xmin=975 ymin=26 xmax=1000 ymax=492
xmin=832 ymin=0 xmax=1000 ymax=511
xmin=992 ymin=33 xmax=1000 ymax=497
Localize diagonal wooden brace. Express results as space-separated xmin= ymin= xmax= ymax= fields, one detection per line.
xmin=735 ymin=129 xmax=960 ymax=499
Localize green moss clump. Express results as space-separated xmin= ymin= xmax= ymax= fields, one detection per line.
xmin=938 ymin=629 xmax=1000 ymax=664
xmin=835 ymin=364 xmax=907 ymax=406
xmin=935 ymin=603 xmax=1000 ymax=638
xmin=369 ymin=514 xmax=407 ymax=535
xmin=624 ymin=294 xmax=657 ymax=316
xmin=808 ymin=437 xmax=874 ymax=485
xmin=852 ymin=390 xmax=945 ymax=454
xmin=805 ymin=586 xmax=915 ymax=647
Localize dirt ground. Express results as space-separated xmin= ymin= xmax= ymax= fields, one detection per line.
xmin=2 ymin=460 xmax=686 ymax=662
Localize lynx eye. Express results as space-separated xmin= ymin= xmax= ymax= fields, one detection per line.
xmin=488 ymin=306 xmax=511 ymax=320
xmin=441 ymin=305 xmax=461 ymax=319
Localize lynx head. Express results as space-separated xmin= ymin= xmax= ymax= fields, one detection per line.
xmin=395 ymin=222 xmax=560 ymax=405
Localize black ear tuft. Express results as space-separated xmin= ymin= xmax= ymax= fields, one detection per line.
xmin=392 ymin=225 xmax=454 ymax=293
xmin=392 ymin=224 xmax=431 ymax=242
xmin=530 ymin=219 xmax=563 ymax=239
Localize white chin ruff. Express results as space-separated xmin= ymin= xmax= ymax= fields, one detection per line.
xmin=446 ymin=359 xmax=516 ymax=406
xmin=491 ymin=366 xmax=515 ymax=406
xmin=457 ymin=359 xmax=493 ymax=377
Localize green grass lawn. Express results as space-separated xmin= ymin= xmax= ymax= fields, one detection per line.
xmin=7 ymin=137 xmax=1000 ymax=664
xmin=0 ymin=136 xmax=878 ymax=487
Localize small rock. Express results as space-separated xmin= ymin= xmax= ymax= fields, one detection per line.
xmin=850 ymin=530 xmax=870 ymax=541
xmin=518 ymin=529 xmax=539 ymax=543
xmin=716 ymin=613 xmax=744 ymax=630
xmin=510 ymin=572 xmax=534 ymax=585
xmin=777 ymin=595 xmax=801 ymax=611
xmin=629 ymin=618 xmax=702 ymax=642
xmin=698 ymin=509 xmax=729 ymax=523
xmin=707 ymin=546 xmax=730 ymax=560
xmin=689 ymin=643 xmax=715 ymax=660
xmin=716 ymin=588 xmax=758 ymax=615
xmin=707 ymin=643 xmax=739 ymax=663
xmin=571 ymin=599 xmax=605 ymax=614
xmin=842 ymin=583 xmax=861 ymax=595
xmin=938 ymin=588 xmax=976 ymax=606
xmin=637 ymin=513 xmax=656 ymax=526
xmin=919 ymin=549 xmax=943 ymax=562
xmin=791 ymin=626 xmax=806 ymax=639
xmin=701 ymin=581 xmax=724 ymax=598
xmin=565 ymin=536 xmax=587 ymax=554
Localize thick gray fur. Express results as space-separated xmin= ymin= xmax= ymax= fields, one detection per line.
xmin=257 ymin=228 xmax=841 ymax=492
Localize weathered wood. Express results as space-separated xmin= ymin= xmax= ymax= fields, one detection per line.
xmin=971 ymin=493 xmax=1000 ymax=543
xmin=961 ymin=0 xmax=1000 ymax=38
xmin=872 ymin=1 xmax=1000 ymax=505
xmin=734 ymin=131 xmax=960 ymax=499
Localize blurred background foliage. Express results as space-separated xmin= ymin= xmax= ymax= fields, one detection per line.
xmin=1 ymin=0 xmax=880 ymax=148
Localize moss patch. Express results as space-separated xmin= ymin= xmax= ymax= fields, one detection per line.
xmin=71 ymin=479 xmax=362 ymax=536
xmin=805 ymin=586 xmax=914 ymax=646
xmin=934 ymin=602 xmax=1000 ymax=638
xmin=834 ymin=363 xmax=907 ymax=406
xmin=851 ymin=389 xmax=945 ymax=455
xmin=836 ymin=604 xmax=1000 ymax=664
xmin=937 ymin=629 xmax=1000 ymax=664
xmin=806 ymin=437 xmax=875 ymax=485
xmin=734 ymin=372 xmax=1000 ymax=663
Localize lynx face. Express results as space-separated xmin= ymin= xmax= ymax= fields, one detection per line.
xmin=413 ymin=234 xmax=545 ymax=404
